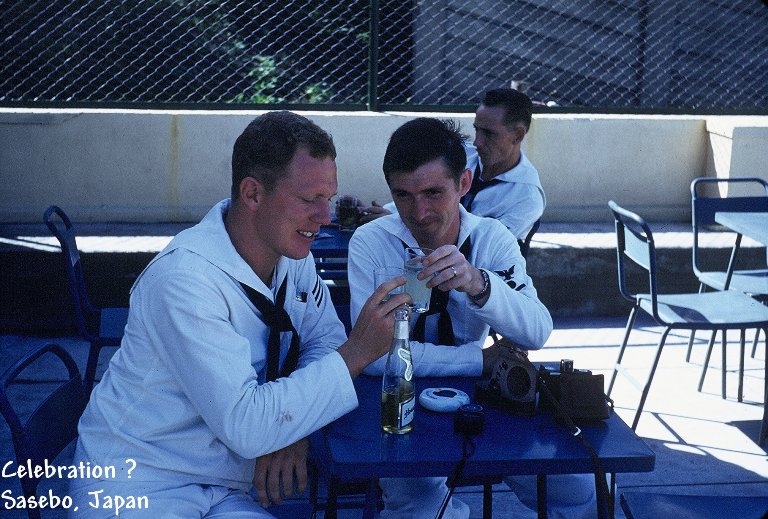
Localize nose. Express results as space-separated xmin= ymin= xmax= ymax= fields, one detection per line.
xmin=413 ymin=198 xmax=430 ymax=222
xmin=314 ymin=200 xmax=332 ymax=224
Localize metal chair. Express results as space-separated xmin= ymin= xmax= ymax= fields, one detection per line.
xmin=518 ymin=218 xmax=541 ymax=259
xmin=620 ymin=491 xmax=768 ymax=519
xmin=607 ymin=201 xmax=768 ymax=435
xmin=0 ymin=343 xmax=88 ymax=519
xmin=688 ymin=177 xmax=768 ymax=365
xmin=43 ymin=205 xmax=129 ymax=394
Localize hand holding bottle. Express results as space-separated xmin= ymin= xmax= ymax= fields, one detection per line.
xmin=337 ymin=278 xmax=411 ymax=379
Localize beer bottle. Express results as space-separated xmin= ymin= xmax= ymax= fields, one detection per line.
xmin=381 ymin=306 xmax=415 ymax=433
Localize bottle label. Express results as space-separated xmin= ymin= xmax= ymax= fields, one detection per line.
xmin=400 ymin=394 xmax=415 ymax=428
xmin=397 ymin=347 xmax=413 ymax=381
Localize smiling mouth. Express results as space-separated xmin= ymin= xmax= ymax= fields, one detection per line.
xmin=298 ymin=230 xmax=316 ymax=239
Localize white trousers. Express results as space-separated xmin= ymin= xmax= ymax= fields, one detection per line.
xmin=505 ymin=473 xmax=598 ymax=519
xmin=376 ymin=473 xmax=596 ymax=519
xmin=67 ymin=477 xmax=277 ymax=519
xmin=378 ymin=477 xmax=469 ymax=519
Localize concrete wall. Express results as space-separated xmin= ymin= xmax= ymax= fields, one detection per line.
xmin=1 ymin=109 xmax=766 ymax=223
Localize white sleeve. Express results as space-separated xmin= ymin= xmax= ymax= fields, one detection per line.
xmin=495 ymin=183 xmax=545 ymax=238
xmin=136 ymin=269 xmax=358 ymax=459
xmin=470 ymin=224 xmax=552 ymax=350
xmin=292 ymin=257 xmax=348 ymax=367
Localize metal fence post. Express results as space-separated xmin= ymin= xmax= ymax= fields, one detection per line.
xmin=368 ymin=0 xmax=380 ymax=112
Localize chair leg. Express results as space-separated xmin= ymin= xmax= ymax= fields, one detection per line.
xmin=738 ymin=329 xmax=746 ymax=403
xmin=685 ymin=330 xmax=697 ymax=363
xmin=751 ymin=328 xmax=761 ymax=359
xmin=483 ymin=482 xmax=493 ymax=519
xmin=686 ymin=283 xmax=706 ymax=362
xmin=83 ymin=342 xmax=102 ymax=395
xmin=760 ymin=329 xmax=768 ymax=446
xmin=608 ymin=305 xmax=639 ymax=398
xmin=721 ymin=330 xmax=728 ymax=400
xmin=632 ymin=327 xmax=671 ymax=431
xmin=698 ymin=330 xmax=719 ymax=393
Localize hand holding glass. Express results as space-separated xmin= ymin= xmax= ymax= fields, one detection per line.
xmin=374 ymin=266 xmax=406 ymax=302
xmin=404 ymin=247 xmax=433 ymax=313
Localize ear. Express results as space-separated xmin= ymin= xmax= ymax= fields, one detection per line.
xmin=511 ymin=125 xmax=527 ymax=145
xmin=239 ymin=176 xmax=264 ymax=211
xmin=458 ymin=168 xmax=472 ymax=197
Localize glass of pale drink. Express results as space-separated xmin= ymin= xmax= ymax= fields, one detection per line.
xmin=374 ymin=266 xmax=406 ymax=301
xmin=403 ymin=247 xmax=433 ymax=313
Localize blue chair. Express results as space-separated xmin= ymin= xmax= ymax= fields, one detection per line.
xmin=607 ymin=201 xmax=768 ymax=436
xmin=688 ymin=177 xmax=768 ymax=367
xmin=44 ymin=205 xmax=129 ymax=394
xmin=0 ymin=343 xmax=88 ymax=519
xmin=620 ymin=491 xmax=768 ymax=519
xmin=518 ymin=218 xmax=541 ymax=259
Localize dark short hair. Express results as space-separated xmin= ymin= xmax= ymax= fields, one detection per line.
xmin=481 ymin=88 xmax=533 ymax=130
xmin=382 ymin=118 xmax=467 ymax=185
xmin=231 ymin=111 xmax=336 ymax=198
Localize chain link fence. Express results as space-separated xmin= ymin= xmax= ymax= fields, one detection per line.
xmin=2 ymin=0 xmax=767 ymax=112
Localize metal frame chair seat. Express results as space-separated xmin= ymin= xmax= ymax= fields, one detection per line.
xmin=0 ymin=343 xmax=88 ymax=519
xmin=607 ymin=201 xmax=768 ymax=443
xmin=43 ymin=205 xmax=128 ymax=394
xmin=695 ymin=269 xmax=768 ymax=297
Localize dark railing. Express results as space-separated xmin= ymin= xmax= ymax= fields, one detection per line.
xmin=1 ymin=0 xmax=767 ymax=114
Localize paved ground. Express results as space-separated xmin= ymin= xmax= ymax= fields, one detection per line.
xmin=2 ymin=314 xmax=766 ymax=518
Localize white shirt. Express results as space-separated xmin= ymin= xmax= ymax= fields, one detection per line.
xmin=347 ymin=206 xmax=552 ymax=377
xmin=464 ymin=144 xmax=546 ymax=239
xmin=76 ymin=199 xmax=357 ymax=490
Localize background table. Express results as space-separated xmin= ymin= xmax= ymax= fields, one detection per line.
xmin=310 ymin=374 xmax=655 ymax=518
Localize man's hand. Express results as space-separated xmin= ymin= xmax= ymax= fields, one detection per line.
xmin=358 ymin=200 xmax=391 ymax=224
xmin=419 ymin=245 xmax=486 ymax=298
xmin=252 ymin=438 xmax=308 ymax=507
xmin=337 ymin=278 xmax=412 ymax=378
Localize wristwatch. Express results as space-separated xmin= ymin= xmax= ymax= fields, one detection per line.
xmin=468 ymin=269 xmax=491 ymax=303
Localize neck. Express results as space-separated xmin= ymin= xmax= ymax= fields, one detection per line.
xmin=483 ymin=150 xmax=521 ymax=180
xmin=225 ymin=202 xmax=277 ymax=285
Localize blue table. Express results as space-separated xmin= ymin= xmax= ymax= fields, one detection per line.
xmin=310 ymin=374 xmax=656 ymax=518
xmin=311 ymin=224 xmax=353 ymax=259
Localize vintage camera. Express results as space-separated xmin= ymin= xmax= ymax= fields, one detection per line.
xmin=538 ymin=359 xmax=611 ymax=422
xmin=475 ymin=339 xmax=538 ymax=415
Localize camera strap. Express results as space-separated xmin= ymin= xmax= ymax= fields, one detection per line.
xmin=434 ymin=435 xmax=475 ymax=519
xmin=537 ymin=373 xmax=615 ymax=519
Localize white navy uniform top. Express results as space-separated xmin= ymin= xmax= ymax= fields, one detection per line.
xmin=463 ymin=144 xmax=546 ymax=239
xmin=348 ymin=205 xmax=552 ymax=377
xmin=75 ymin=199 xmax=356 ymax=491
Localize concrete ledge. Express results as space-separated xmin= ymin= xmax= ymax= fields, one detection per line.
xmin=2 ymin=222 xmax=764 ymax=334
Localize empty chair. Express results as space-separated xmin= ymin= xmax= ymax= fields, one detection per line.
xmin=0 ymin=343 xmax=88 ymax=519
xmin=43 ymin=205 xmax=129 ymax=394
xmin=607 ymin=201 xmax=768 ymax=436
xmin=688 ymin=176 xmax=768 ymax=364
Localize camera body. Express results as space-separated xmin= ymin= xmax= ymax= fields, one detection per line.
xmin=475 ymin=341 xmax=538 ymax=415
xmin=538 ymin=360 xmax=611 ymax=422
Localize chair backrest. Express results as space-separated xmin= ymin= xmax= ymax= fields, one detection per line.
xmin=691 ymin=177 xmax=768 ymax=275
xmin=518 ymin=218 xmax=541 ymax=259
xmin=43 ymin=205 xmax=100 ymax=341
xmin=608 ymin=201 xmax=659 ymax=315
xmin=0 ymin=343 xmax=87 ymax=518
